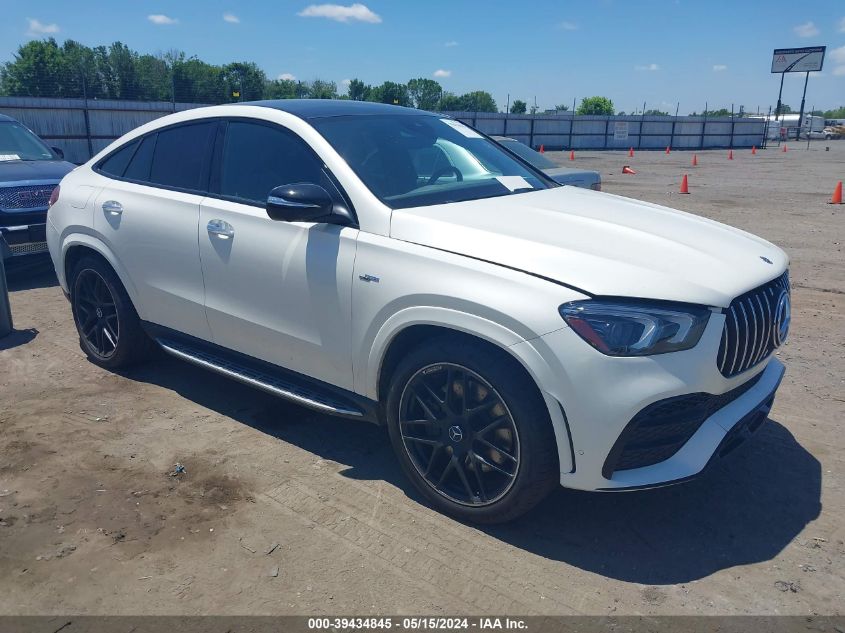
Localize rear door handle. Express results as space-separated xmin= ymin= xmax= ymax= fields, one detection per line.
xmin=207 ymin=219 xmax=234 ymax=239
xmin=102 ymin=200 xmax=123 ymax=216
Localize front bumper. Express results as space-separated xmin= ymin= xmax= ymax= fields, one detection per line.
xmin=0 ymin=222 xmax=49 ymax=259
xmin=511 ymin=314 xmax=785 ymax=491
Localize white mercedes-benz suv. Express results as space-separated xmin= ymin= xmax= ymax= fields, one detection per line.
xmin=46 ymin=100 xmax=790 ymax=523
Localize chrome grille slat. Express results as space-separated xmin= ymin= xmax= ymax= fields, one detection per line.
xmin=746 ymin=298 xmax=759 ymax=366
xmin=717 ymin=271 xmax=789 ymax=378
xmin=754 ymin=295 xmax=769 ymax=365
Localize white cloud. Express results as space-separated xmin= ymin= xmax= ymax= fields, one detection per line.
xmin=148 ymin=14 xmax=178 ymax=25
xmin=297 ymin=3 xmax=381 ymax=23
xmin=341 ymin=78 xmax=351 ymax=87
xmin=634 ymin=63 xmax=660 ymax=71
xmin=277 ymin=73 xmax=297 ymax=81
xmin=223 ymin=13 xmax=240 ymax=23
xmin=831 ymin=45 xmax=845 ymax=76
xmin=26 ymin=18 xmax=59 ymax=36
xmin=433 ymin=69 xmax=451 ymax=78
xmin=793 ymin=21 xmax=819 ymax=37
xmin=713 ymin=64 xmax=727 ymax=72
xmin=444 ymin=40 xmax=458 ymax=47
xmin=558 ymin=21 xmax=578 ymax=30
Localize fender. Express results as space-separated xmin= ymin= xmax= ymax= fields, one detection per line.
xmin=60 ymin=232 xmax=142 ymax=310
xmin=362 ymin=306 xmax=575 ymax=473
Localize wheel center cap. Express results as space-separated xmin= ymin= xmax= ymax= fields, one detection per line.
xmin=448 ymin=425 xmax=464 ymax=443
xmin=95 ymin=307 xmax=104 ymax=318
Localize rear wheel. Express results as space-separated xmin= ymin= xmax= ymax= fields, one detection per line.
xmin=386 ymin=336 xmax=559 ymax=523
xmin=70 ymin=256 xmax=155 ymax=368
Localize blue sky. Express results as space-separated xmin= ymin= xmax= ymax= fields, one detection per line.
xmin=3 ymin=1 xmax=844 ymax=112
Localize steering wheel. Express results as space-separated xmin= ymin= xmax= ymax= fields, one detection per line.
xmin=427 ymin=166 xmax=463 ymax=185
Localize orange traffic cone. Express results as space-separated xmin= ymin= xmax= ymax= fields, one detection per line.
xmin=728 ymin=149 xmax=734 ymax=160
xmin=751 ymin=146 xmax=757 ymax=155
xmin=628 ymin=147 xmax=634 ymax=157
xmin=569 ymin=150 xmax=575 ymax=161
xmin=692 ymin=154 xmax=698 ymax=167
xmin=622 ymin=165 xmax=636 ymax=174
xmin=783 ymin=144 xmax=788 ymax=153
xmin=665 ymin=146 xmax=671 ymax=154
xmin=830 ymin=181 xmax=843 ymax=204
xmin=539 ymin=144 xmax=545 ymax=153
xmin=680 ymin=174 xmax=690 ymax=194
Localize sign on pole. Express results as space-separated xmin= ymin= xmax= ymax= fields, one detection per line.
xmin=771 ymin=47 xmax=826 ymax=73
xmin=613 ymin=121 xmax=628 ymax=141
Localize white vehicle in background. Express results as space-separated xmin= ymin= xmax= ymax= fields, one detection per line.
xmin=46 ymin=101 xmax=790 ymax=523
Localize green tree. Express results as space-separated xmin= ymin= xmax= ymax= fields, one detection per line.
xmin=407 ymin=77 xmax=442 ymax=110
xmin=264 ymin=78 xmax=299 ymax=99
xmin=346 ymin=78 xmax=370 ymax=101
xmin=307 ymin=78 xmax=337 ymax=99
xmin=0 ymin=38 xmax=66 ymax=97
xmin=459 ymin=90 xmax=497 ymax=113
xmin=221 ymin=62 xmax=266 ymax=101
xmin=553 ymin=103 xmax=570 ymax=112
xmin=643 ymin=108 xmax=669 ymax=116
xmin=576 ymin=96 xmax=614 ymax=115
xmin=822 ymin=106 xmax=845 ymax=118
xmin=368 ymin=81 xmax=410 ymax=106
xmin=510 ymin=99 xmax=527 ymax=114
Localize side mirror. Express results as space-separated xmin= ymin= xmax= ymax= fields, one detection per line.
xmin=51 ymin=146 xmax=65 ymax=159
xmin=266 ymin=183 xmax=333 ymax=222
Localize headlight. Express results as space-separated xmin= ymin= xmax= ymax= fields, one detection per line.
xmin=559 ymin=300 xmax=711 ymax=356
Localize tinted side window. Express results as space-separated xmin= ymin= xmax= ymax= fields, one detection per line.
xmin=149 ymin=122 xmax=216 ymax=191
xmin=124 ymin=134 xmax=156 ymax=182
xmin=219 ymin=121 xmax=324 ymax=204
xmin=98 ymin=140 xmax=138 ymax=177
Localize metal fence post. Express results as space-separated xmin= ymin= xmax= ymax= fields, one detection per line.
xmin=81 ymin=70 xmax=94 ymax=160
xmin=529 ymin=116 xmax=535 ymax=150
xmin=0 ymin=254 xmax=13 ymax=337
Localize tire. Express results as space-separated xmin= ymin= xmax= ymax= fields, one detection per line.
xmin=70 ymin=255 xmax=156 ymax=369
xmin=385 ymin=335 xmax=559 ymax=524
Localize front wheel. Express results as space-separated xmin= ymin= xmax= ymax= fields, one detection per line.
xmin=386 ymin=336 xmax=559 ymax=523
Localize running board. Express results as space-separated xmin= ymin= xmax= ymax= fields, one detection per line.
xmin=157 ymin=338 xmax=365 ymax=418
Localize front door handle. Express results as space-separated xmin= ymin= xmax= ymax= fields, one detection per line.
xmin=207 ymin=219 xmax=234 ymax=239
xmin=102 ymin=200 xmax=123 ymax=216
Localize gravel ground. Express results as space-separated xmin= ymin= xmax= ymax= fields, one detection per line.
xmin=0 ymin=143 xmax=843 ymax=616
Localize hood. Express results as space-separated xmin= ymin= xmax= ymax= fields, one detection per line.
xmin=389 ymin=187 xmax=788 ymax=308
xmin=0 ymin=160 xmax=75 ymax=185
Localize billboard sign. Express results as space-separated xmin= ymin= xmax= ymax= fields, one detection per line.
xmin=771 ymin=47 xmax=826 ymax=73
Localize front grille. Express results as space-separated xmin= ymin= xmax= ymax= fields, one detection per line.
xmin=9 ymin=241 xmax=48 ymax=256
xmin=602 ymin=373 xmax=762 ymax=477
xmin=717 ymin=271 xmax=790 ymax=378
xmin=0 ymin=185 xmax=54 ymax=211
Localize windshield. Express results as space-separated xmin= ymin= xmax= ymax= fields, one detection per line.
xmin=312 ymin=114 xmax=553 ymax=209
xmin=0 ymin=122 xmax=56 ymax=161
xmin=497 ymin=138 xmax=557 ymax=169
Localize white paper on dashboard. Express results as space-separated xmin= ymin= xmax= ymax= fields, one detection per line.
xmin=496 ymin=176 xmax=533 ymax=191
xmin=0 ymin=154 xmax=21 ymax=161
xmin=440 ymin=118 xmax=483 ymax=138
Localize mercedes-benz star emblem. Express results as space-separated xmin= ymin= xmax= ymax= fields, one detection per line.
xmin=95 ymin=307 xmax=104 ymax=318
xmin=448 ymin=425 xmax=463 ymax=443
xmin=772 ymin=290 xmax=791 ymax=347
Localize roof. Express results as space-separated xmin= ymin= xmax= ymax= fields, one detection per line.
xmin=241 ymin=99 xmax=430 ymax=120
xmin=0 ymin=113 xmax=16 ymax=122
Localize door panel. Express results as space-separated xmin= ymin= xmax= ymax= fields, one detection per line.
xmin=199 ymin=197 xmax=358 ymax=389
xmin=93 ymin=181 xmax=211 ymax=340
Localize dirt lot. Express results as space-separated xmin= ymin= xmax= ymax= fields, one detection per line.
xmin=1 ymin=143 xmax=843 ymax=616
